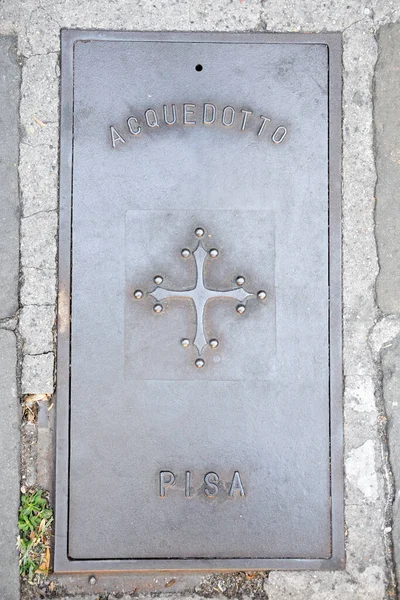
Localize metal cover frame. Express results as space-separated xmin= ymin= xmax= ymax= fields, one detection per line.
xmin=55 ymin=29 xmax=343 ymax=573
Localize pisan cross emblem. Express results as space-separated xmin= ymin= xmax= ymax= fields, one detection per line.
xmin=133 ymin=227 xmax=267 ymax=369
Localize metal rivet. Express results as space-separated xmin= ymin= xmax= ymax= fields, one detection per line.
xmin=181 ymin=338 xmax=190 ymax=348
xmin=153 ymin=303 xmax=163 ymax=313
xmin=88 ymin=575 xmax=97 ymax=585
xmin=133 ymin=289 xmax=143 ymax=299
xmin=154 ymin=275 xmax=163 ymax=285
xmin=195 ymin=227 xmax=205 ymax=237
xmin=257 ymin=290 xmax=267 ymax=300
xmin=236 ymin=304 xmax=246 ymax=314
xmin=209 ymin=339 xmax=219 ymax=348
xmin=236 ymin=276 xmax=245 ymax=286
xmin=195 ymin=358 xmax=205 ymax=368
xmin=209 ymin=248 xmax=219 ymax=258
xmin=181 ymin=248 xmax=191 ymax=258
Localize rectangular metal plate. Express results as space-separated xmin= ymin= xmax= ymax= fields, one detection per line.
xmin=55 ymin=30 xmax=343 ymax=572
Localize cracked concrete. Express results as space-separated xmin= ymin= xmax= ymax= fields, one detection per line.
xmin=0 ymin=0 xmax=399 ymax=598
xmin=20 ymin=142 xmax=58 ymax=218
xmin=381 ymin=334 xmax=400 ymax=590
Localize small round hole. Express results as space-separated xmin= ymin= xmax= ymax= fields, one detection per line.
xmin=195 ymin=64 xmax=203 ymax=72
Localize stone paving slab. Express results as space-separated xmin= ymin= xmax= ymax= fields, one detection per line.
xmin=0 ymin=34 xmax=20 ymax=600
xmin=0 ymin=35 xmax=19 ymax=320
xmin=19 ymin=305 xmax=55 ymax=354
xmin=21 ymin=353 xmax=54 ymax=394
xmin=376 ymin=24 xmax=400 ymax=314
xmin=0 ymin=330 xmax=20 ymax=600
xmin=375 ymin=23 xmax=400 ymax=591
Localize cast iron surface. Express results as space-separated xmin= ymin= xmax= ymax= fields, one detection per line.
xmin=148 ymin=238 xmax=259 ymax=360
xmin=55 ymin=30 xmax=343 ymax=572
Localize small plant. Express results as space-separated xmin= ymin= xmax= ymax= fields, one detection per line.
xmin=17 ymin=489 xmax=53 ymax=582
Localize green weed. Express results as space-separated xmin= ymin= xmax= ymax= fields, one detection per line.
xmin=17 ymin=489 xmax=53 ymax=581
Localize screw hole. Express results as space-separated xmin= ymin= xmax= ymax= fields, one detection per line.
xmin=195 ymin=64 xmax=203 ymax=72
